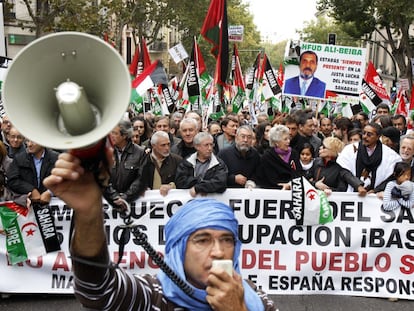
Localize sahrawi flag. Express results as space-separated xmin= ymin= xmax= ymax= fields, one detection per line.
xmin=291 ymin=176 xmax=334 ymax=226
xmin=0 ymin=201 xmax=60 ymax=264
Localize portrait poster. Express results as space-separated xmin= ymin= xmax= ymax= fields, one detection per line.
xmin=283 ymin=41 xmax=366 ymax=102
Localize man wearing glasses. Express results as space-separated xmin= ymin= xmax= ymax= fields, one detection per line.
xmin=337 ymin=122 xmax=401 ymax=193
xmin=44 ymin=154 xmax=276 ymax=310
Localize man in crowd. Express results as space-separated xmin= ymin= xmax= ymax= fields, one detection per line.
xmin=337 ymin=122 xmax=401 ymax=192
xmin=297 ymin=112 xmax=321 ymax=156
xmin=171 ymin=117 xmax=198 ymax=159
xmin=318 ymin=117 xmax=333 ymax=140
xmin=333 ymin=117 xmax=354 ymax=145
xmin=218 ymin=125 xmax=260 ymax=188
xmin=354 ymin=112 xmax=369 ymax=129
xmin=392 ymin=114 xmax=407 ymax=135
xmin=43 ymin=154 xmax=276 ymax=310
xmin=104 ymin=120 xmax=146 ymax=205
xmin=214 ymin=115 xmax=239 ymax=154
xmin=7 ymin=139 xmax=58 ymax=202
xmin=143 ymin=115 xmax=181 ymax=149
xmin=6 ymin=126 xmax=26 ymax=158
xmin=375 ymin=103 xmax=391 ymax=116
xmin=399 ymin=134 xmax=414 ymax=167
xmin=283 ymin=114 xmax=306 ymax=153
xmin=141 ymin=130 xmax=182 ymax=196
xmin=175 ymin=131 xmax=228 ymax=197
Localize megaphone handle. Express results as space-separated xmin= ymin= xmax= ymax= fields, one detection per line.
xmin=69 ymin=137 xmax=117 ymax=204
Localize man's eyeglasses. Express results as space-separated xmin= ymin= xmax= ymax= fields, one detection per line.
xmin=363 ymin=131 xmax=376 ymax=137
xmin=190 ymin=234 xmax=235 ymax=251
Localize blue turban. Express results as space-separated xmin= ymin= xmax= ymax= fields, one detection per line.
xmin=157 ymin=198 xmax=264 ymax=311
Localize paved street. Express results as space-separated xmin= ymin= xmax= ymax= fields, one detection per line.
xmin=1 ymin=294 xmax=413 ymax=310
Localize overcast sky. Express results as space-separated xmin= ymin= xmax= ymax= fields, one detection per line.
xmin=243 ymin=0 xmax=318 ymax=42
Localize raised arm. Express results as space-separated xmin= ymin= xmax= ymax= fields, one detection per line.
xmin=42 ymin=152 xmax=106 ymax=257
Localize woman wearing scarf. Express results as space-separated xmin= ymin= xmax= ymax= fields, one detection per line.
xmin=257 ymin=124 xmax=302 ymax=189
xmin=43 ymin=153 xmax=276 ymax=311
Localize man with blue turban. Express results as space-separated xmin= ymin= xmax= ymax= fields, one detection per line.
xmin=44 ymin=153 xmax=276 ymax=311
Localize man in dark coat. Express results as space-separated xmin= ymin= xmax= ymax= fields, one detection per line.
xmin=7 ymin=139 xmax=59 ymax=202
xmin=217 ymin=125 xmax=260 ymax=188
xmin=104 ymin=120 xmax=146 ymax=205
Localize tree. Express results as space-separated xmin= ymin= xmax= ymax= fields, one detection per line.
xmin=317 ymin=0 xmax=414 ymax=81
xmin=298 ymin=15 xmax=358 ymax=47
xmin=172 ymin=0 xmax=262 ymax=77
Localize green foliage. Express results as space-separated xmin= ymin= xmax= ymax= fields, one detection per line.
xmin=299 ymin=15 xmax=359 ymax=47
xmin=316 ymin=0 xmax=414 ymax=79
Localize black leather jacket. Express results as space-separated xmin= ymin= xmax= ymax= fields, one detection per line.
xmin=104 ymin=141 xmax=146 ymax=203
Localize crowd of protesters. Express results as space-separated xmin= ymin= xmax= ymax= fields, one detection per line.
xmin=1 ymin=101 xmax=413 ymax=206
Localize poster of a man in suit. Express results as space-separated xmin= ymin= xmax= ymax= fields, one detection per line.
xmin=283 ymin=50 xmax=326 ymax=98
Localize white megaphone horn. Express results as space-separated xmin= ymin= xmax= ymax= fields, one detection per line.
xmin=2 ymin=32 xmax=130 ymax=153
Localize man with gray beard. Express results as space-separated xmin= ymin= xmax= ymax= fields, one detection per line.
xmin=217 ymin=125 xmax=261 ymax=188
xmin=141 ymin=131 xmax=182 ymax=196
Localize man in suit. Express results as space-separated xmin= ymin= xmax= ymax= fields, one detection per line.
xmin=284 ymin=50 xmax=326 ymax=98
xmin=7 ymin=139 xmax=59 ymax=202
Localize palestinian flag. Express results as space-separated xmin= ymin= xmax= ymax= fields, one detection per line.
xmin=132 ymin=60 xmax=168 ymax=96
xmin=0 ymin=201 xmax=61 ymax=265
xmin=291 ymin=176 xmax=334 ymax=226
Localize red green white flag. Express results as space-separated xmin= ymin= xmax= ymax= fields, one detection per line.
xmin=0 ymin=201 xmax=61 ymax=265
xmin=230 ymin=44 xmax=246 ymax=113
xmin=291 ymin=176 xmax=334 ymax=226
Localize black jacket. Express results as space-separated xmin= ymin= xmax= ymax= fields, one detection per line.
xmin=105 ymin=141 xmax=146 ymax=203
xmin=170 ymin=140 xmax=196 ymax=160
xmin=309 ymin=157 xmax=363 ymax=191
xmin=175 ymin=152 xmax=228 ymax=194
xmin=7 ymin=148 xmax=59 ymax=194
xmin=257 ymin=147 xmax=302 ymax=189
xmin=217 ymin=145 xmax=261 ymax=188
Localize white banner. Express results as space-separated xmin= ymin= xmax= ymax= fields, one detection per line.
xmin=1 ymin=189 xmax=414 ymax=300
xmin=168 ymin=43 xmax=188 ymax=64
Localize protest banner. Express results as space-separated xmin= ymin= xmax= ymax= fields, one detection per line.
xmin=1 ymin=189 xmax=414 ymax=300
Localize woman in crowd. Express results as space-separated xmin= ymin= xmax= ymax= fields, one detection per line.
xmin=310 ymin=137 xmax=365 ymax=195
xmin=254 ymin=121 xmax=272 ymax=155
xmin=130 ymin=115 xmax=152 ymax=146
xmin=257 ymin=124 xmax=302 ymax=189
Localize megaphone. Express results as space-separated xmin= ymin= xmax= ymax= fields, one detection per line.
xmin=2 ymin=32 xmax=130 ymax=151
